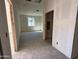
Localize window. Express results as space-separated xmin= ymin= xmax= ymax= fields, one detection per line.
xmin=28 ymin=17 xmax=35 ymax=26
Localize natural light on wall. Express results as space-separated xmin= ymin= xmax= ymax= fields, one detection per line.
xmin=28 ymin=17 xmax=35 ymax=26
xmin=27 ymin=17 xmax=43 ymax=32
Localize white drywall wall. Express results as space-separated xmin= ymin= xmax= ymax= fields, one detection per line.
xmin=0 ymin=0 xmax=11 ymax=59
xmin=45 ymin=0 xmax=77 ymax=58
xmin=20 ymin=15 xmax=43 ymax=32
xmin=44 ymin=0 xmax=55 ymax=13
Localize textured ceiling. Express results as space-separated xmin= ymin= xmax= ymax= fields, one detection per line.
xmin=14 ymin=0 xmax=45 ymax=16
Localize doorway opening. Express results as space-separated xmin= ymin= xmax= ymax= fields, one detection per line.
xmin=45 ymin=10 xmax=54 ymax=44
xmin=4 ymin=0 xmax=54 ymax=58
xmin=4 ymin=0 xmax=54 ymax=56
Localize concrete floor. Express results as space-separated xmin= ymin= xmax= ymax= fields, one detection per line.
xmin=13 ymin=32 xmax=68 ymax=59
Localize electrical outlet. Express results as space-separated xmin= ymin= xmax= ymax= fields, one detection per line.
xmin=56 ymin=42 xmax=58 ymax=44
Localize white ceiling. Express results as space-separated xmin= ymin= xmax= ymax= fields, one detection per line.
xmin=15 ymin=0 xmax=45 ymax=16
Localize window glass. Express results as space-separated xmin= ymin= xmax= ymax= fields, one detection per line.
xmin=28 ymin=17 xmax=35 ymax=26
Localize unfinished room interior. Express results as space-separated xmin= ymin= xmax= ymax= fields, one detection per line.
xmin=0 ymin=0 xmax=78 ymax=59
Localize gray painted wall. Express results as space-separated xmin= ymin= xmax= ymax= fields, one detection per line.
xmin=0 ymin=0 xmax=11 ymax=59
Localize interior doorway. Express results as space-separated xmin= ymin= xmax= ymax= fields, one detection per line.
xmin=45 ymin=10 xmax=54 ymax=43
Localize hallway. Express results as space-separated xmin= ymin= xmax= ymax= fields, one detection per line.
xmin=13 ymin=32 xmax=68 ymax=59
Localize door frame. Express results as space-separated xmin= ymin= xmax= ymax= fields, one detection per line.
xmin=4 ymin=0 xmax=17 ymax=52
